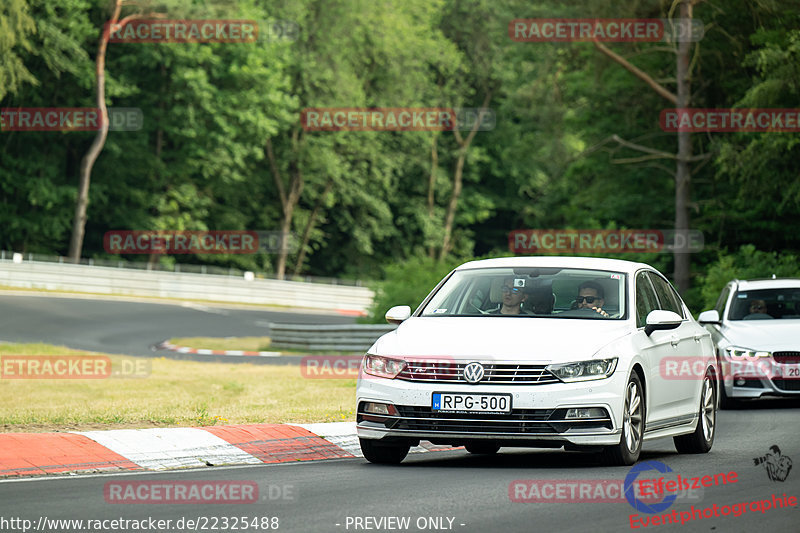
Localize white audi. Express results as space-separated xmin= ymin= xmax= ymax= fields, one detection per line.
xmin=356 ymin=257 xmax=717 ymax=465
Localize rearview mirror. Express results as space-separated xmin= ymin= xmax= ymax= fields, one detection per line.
xmin=644 ymin=310 xmax=683 ymax=336
xmin=697 ymin=310 xmax=720 ymax=324
xmin=385 ymin=305 xmax=411 ymax=325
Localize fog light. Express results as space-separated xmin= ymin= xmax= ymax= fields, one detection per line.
xmin=364 ymin=402 xmax=396 ymax=415
xmin=566 ymin=407 xmax=606 ymax=419
xmin=735 ymin=377 xmax=746 ymax=387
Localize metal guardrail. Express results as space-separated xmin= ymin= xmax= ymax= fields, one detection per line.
xmin=268 ymin=323 xmax=397 ymax=351
xmin=0 ymin=258 xmax=374 ymax=313
xmin=0 ymin=250 xmax=365 ymax=286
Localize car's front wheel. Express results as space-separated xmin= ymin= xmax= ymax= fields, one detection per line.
xmin=359 ymin=438 xmax=410 ymax=464
xmin=674 ymin=369 xmax=716 ymax=454
xmin=604 ymin=371 xmax=645 ymax=466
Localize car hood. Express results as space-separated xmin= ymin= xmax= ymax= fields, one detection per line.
xmin=721 ymin=320 xmax=800 ymax=351
xmin=370 ymin=317 xmax=631 ymax=362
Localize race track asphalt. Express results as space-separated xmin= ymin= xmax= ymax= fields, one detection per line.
xmin=0 ymin=293 xmax=356 ymax=363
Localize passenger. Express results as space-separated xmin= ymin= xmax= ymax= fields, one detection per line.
xmin=576 ymin=281 xmax=609 ymax=317
xmin=492 ymin=278 xmax=528 ymax=315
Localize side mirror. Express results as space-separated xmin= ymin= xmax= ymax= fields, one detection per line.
xmin=385 ymin=305 xmax=411 ymax=325
xmin=644 ymin=310 xmax=683 ymax=336
xmin=697 ymin=310 xmax=720 ymax=324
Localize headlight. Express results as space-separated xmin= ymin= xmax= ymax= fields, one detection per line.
xmin=724 ymin=346 xmax=771 ymax=360
xmin=363 ymin=355 xmax=407 ymax=379
xmin=547 ymin=358 xmax=618 ymax=382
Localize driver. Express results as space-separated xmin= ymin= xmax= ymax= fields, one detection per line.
xmin=576 ymin=281 xmax=609 ymax=317
xmin=748 ymin=299 xmax=769 ymax=316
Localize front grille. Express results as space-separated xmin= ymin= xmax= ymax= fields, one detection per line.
xmin=772 ymin=379 xmax=800 ymax=391
xmin=393 ymin=407 xmax=557 ymax=434
xmin=396 ymin=362 xmax=560 ymax=385
xmin=773 ymin=351 xmax=800 ymax=364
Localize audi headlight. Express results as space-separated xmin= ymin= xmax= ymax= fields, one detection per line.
xmin=547 ymin=358 xmax=618 ymax=382
xmin=724 ymin=346 xmax=771 ymax=360
xmin=363 ymin=355 xmax=407 ymax=379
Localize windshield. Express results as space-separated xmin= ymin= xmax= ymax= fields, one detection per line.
xmin=419 ymin=267 xmax=627 ymax=319
xmin=727 ymin=288 xmax=800 ymax=320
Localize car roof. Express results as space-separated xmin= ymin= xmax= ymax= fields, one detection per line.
xmin=455 ymin=256 xmax=652 ymax=275
xmin=735 ymin=278 xmax=800 ymax=290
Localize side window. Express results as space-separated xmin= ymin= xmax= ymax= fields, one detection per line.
xmin=715 ymin=286 xmax=731 ymax=316
xmin=647 ymin=272 xmax=684 ymax=317
xmin=635 ymin=272 xmax=659 ymax=328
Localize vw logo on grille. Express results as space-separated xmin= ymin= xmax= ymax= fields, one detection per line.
xmin=463 ymin=362 xmax=485 ymax=384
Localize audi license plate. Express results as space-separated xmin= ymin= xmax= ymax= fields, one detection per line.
xmin=431 ymin=393 xmax=512 ymax=413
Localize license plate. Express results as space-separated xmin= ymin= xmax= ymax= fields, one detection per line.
xmin=431 ymin=393 xmax=512 ymax=413
xmin=777 ymin=364 xmax=800 ymax=379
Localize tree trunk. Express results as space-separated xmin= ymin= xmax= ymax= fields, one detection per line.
xmin=292 ymin=179 xmax=332 ymax=277
xmin=266 ymin=135 xmax=303 ymax=280
xmin=439 ymin=92 xmax=491 ymax=260
xmin=68 ymin=1 xmax=122 ymax=262
xmin=673 ymin=0 xmax=693 ymax=294
xmin=427 ymin=132 xmax=439 ymax=258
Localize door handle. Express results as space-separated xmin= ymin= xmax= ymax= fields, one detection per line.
xmin=671 ymin=339 xmax=679 ymax=347
xmin=693 ymin=334 xmax=702 ymax=342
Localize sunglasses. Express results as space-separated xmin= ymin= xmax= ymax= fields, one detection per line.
xmin=502 ymin=286 xmax=523 ymax=294
xmin=576 ymin=296 xmax=601 ymax=304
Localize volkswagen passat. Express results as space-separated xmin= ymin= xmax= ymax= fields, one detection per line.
xmin=698 ymin=278 xmax=800 ymax=408
xmin=356 ymin=257 xmax=717 ymax=465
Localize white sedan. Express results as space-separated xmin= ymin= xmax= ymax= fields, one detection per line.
xmin=356 ymin=256 xmax=717 ymax=465
xmin=699 ymin=278 xmax=800 ymax=407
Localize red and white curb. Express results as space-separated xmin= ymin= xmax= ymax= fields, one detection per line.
xmin=0 ymin=422 xmax=455 ymax=478
xmin=154 ymin=341 xmax=282 ymax=357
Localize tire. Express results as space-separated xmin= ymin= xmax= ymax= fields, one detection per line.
xmin=674 ymin=369 xmax=716 ymax=454
xmin=359 ymin=438 xmax=410 ymax=464
xmin=603 ymin=371 xmax=645 ymax=466
xmin=718 ymin=369 xmax=740 ymax=410
xmin=465 ymin=442 xmax=501 ymax=455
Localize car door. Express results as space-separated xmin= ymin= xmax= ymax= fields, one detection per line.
xmin=630 ymin=270 xmax=675 ymax=425
xmin=647 ymin=272 xmax=702 ymax=419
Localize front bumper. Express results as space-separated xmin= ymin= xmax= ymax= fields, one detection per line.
xmin=356 ymin=372 xmax=625 ymax=447
xmin=720 ymin=356 xmax=800 ymax=399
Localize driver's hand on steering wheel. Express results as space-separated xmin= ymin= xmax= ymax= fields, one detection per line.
xmin=591 ymin=306 xmax=609 ymax=318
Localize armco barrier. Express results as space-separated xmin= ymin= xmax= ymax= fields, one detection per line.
xmin=268 ymin=323 xmax=397 ymax=351
xmin=0 ymin=259 xmax=373 ymax=314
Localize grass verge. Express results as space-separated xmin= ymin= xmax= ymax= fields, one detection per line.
xmin=0 ymin=343 xmax=355 ymax=433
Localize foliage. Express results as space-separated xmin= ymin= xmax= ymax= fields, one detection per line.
xmin=697 ymin=245 xmax=800 ymax=310
xmin=364 ymin=255 xmax=463 ymax=323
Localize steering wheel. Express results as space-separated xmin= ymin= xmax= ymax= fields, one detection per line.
xmin=557 ymin=307 xmax=610 ymax=318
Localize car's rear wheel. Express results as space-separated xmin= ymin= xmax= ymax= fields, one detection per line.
xmin=359 ymin=438 xmax=410 ymax=464
xmin=674 ymin=369 xmax=716 ymax=454
xmin=604 ymin=372 xmax=644 ymax=466
xmin=465 ymin=442 xmax=501 ymax=455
